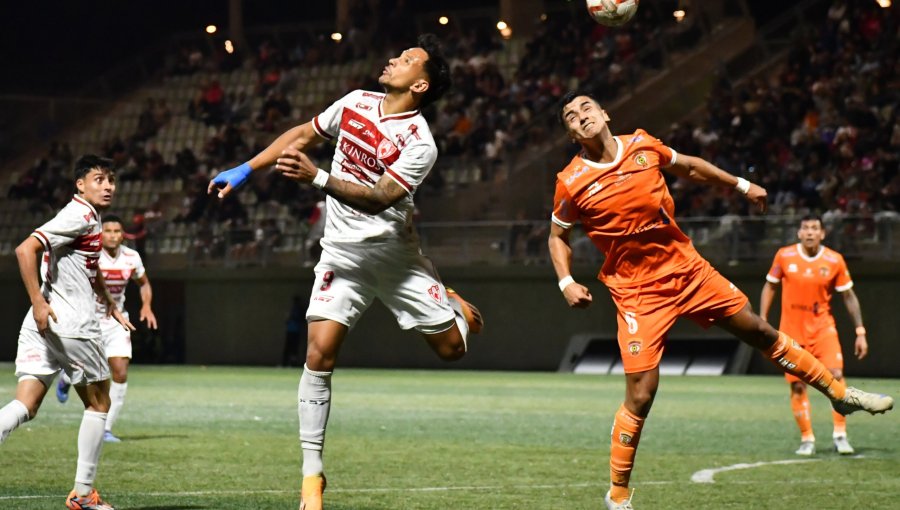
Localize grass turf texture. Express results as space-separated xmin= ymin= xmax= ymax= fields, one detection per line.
xmin=1 ymin=365 xmax=897 ymax=509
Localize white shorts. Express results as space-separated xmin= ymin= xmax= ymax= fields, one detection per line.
xmin=307 ymin=240 xmax=456 ymax=332
xmin=14 ymin=327 xmax=110 ymax=387
xmin=100 ymin=315 xmax=132 ymax=359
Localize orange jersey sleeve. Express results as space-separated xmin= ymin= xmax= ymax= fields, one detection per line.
xmin=551 ymin=129 xmax=701 ymax=287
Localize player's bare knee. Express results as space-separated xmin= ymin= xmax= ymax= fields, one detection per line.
xmin=790 ymin=382 xmax=806 ymax=395
xmin=437 ymin=341 xmax=466 ymax=362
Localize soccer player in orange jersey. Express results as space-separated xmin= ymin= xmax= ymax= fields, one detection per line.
xmin=548 ymin=92 xmax=893 ymax=510
xmin=760 ymin=215 xmax=868 ymax=456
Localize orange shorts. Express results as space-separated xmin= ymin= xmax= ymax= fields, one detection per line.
xmin=607 ymin=259 xmax=749 ymax=373
xmin=781 ymin=324 xmax=843 ymax=384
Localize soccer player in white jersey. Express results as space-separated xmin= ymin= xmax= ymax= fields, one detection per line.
xmin=208 ymin=34 xmax=483 ymax=510
xmin=57 ymin=214 xmax=158 ymax=443
xmin=0 ymin=155 xmax=134 ymax=510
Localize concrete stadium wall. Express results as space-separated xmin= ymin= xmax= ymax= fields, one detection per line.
xmin=1 ymin=262 xmax=898 ymax=377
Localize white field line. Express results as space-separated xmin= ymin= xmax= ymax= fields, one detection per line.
xmin=690 ymin=454 xmax=866 ymax=483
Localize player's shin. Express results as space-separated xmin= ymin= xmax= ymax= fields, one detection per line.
xmin=764 ymin=332 xmax=846 ymax=400
xmin=105 ymin=382 xmax=127 ymax=432
xmin=0 ymin=400 xmax=31 ymax=443
xmin=790 ymin=388 xmax=814 ymax=442
xmin=299 ymin=365 xmax=332 ymax=477
xmin=74 ymin=410 xmax=107 ymax=496
xmin=609 ymin=404 xmax=645 ymax=502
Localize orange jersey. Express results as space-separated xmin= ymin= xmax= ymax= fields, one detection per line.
xmin=551 ymin=129 xmax=701 ymax=286
xmin=766 ymin=244 xmax=853 ymax=339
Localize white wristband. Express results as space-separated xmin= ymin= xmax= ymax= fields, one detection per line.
xmin=735 ymin=177 xmax=751 ymax=195
xmin=312 ymin=168 xmax=329 ymax=189
xmin=558 ymin=275 xmax=575 ymax=292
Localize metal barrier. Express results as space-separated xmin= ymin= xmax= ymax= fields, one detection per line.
xmin=146 ymin=214 xmax=900 ymax=269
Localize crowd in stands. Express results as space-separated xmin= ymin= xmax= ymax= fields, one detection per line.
xmin=665 ymin=0 xmax=899 ymax=229
xmin=5 ymin=1 xmax=898 ymax=264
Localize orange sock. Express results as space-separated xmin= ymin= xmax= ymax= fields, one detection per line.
xmin=764 ymin=332 xmax=846 ymax=400
xmin=609 ymin=404 xmax=644 ymax=502
xmin=790 ymin=388 xmax=815 ymax=441
xmin=832 ymin=410 xmax=847 ymax=437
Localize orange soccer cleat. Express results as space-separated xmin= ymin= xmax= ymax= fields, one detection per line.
xmin=66 ymin=488 xmax=115 ymax=510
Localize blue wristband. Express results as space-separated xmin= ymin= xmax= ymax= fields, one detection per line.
xmin=212 ymin=162 xmax=252 ymax=190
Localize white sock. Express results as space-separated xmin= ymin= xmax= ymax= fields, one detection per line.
xmin=0 ymin=400 xmax=30 ymax=444
xmin=299 ymin=365 xmax=332 ymax=477
xmin=74 ymin=411 xmax=107 ymax=496
xmin=447 ymin=298 xmax=470 ymax=351
xmin=105 ymin=382 xmax=128 ymax=433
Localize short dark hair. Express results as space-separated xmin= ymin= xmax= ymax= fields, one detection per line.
xmin=417 ymin=33 xmax=451 ymax=108
xmin=800 ymin=214 xmax=823 ymax=227
xmin=102 ymin=214 xmax=123 ymax=226
xmin=74 ymin=154 xmax=114 ymax=181
xmin=558 ymin=91 xmax=602 ymax=127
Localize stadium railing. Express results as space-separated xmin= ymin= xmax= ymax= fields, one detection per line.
xmin=124 ymin=214 xmax=900 ymax=270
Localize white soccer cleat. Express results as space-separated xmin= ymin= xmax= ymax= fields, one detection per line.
xmin=604 ymin=489 xmax=635 ymax=510
xmin=833 ymin=435 xmax=855 ymax=455
xmin=832 ymin=386 xmax=894 ymax=416
xmin=795 ymin=440 xmax=816 ymax=456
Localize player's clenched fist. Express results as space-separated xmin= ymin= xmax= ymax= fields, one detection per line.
xmin=563 ymin=282 xmax=593 ymax=309
xmin=276 ymin=148 xmax=317 ymax=184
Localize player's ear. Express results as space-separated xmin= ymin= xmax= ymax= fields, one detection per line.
xmin=602 ymin=109 xmax=611 ymax=122
xmin=411 ymin=78 xmax=429 ymax=95
xmin=75 ymin=178 xmax=86 ymax=194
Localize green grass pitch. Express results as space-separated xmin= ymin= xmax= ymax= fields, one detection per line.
xmin=1 ymin=365 xmax=897 ymax=509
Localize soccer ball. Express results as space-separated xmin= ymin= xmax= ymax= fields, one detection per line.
xmin=586 ymin=0 xmax=640 ymax=27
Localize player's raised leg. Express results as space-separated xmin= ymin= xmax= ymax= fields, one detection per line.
xmin=0 ymin=377 xmax=47 ymax=444
xmin=57 ymin=371 xmax=72 ymax=403
xmin=717 ymin=305 xmax=893 ymax=415
xmin=298 ymin=319 xmax=346 ymax=510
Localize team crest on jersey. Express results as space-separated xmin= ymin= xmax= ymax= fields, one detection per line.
xmin=377 ymin=138 xmax=398 ymax=160
xmin=819 ymin=266 xmax=829 ymax=277
xmin=355 ymin=102 xmax=372 ymax=111
xmin=787 ymin=263 xmax=798 ymax=273
xmin=627 ymin=339 xmax=642 ymax=356
xmin=428 ymin=284 xmax=442 ymax=303
xmin=633 ymin=152 xmax=649 ymax=167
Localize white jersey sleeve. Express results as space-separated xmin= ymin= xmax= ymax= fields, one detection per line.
xmin=33 ymin=204 xmax=93 ymax=252
xmin=312 ymin=91 xmax=356 ymax=140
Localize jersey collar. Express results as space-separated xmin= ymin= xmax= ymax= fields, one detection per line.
xmin=579 ymin=137 xmax=624 ymax=169
xmin=72 ymin=194 xmax=99 ymax=219
xmin=795 ymin=243 xmax=824 ymax=262
xmin=377 ymin=98 xmax=419 ymax=122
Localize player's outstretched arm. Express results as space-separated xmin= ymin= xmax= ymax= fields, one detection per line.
xmin=548 ymin=223 xmax=592 ymax=308
xmin=276 ymin=148 xmax=407 ymax=214
xmin=15 ymin=236 xmax=56 ymax=335
xmin=759 ymin=281 xmax=779 ymax=323
xmin=208 ymin=122 xmax=323 ymax=199
xmin=136 ymin=274 xmax=157 ymax=330
xmin=666 ymin=154 xmax=768 ymax=213
xmin=841 ymin=288 xmax=868 ymax=359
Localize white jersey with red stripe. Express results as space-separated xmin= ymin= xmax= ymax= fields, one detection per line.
xmin=24 ymin=195 xmax=103 ymax=338
xmin=95 ymin=244 xmax=145 ymax=317
xmin=312 ymin=89 xmax=437 ymax=244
